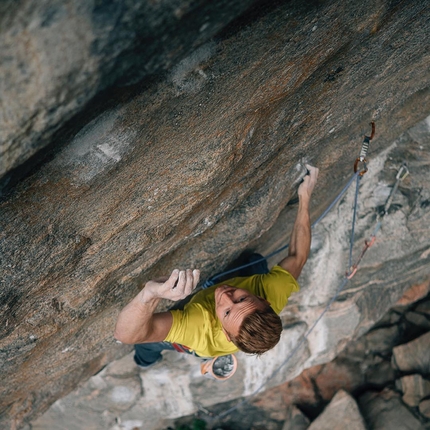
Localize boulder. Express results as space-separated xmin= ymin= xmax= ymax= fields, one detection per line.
xmin=415 ymin=299 xmax=430 ymax=316
xmin=358 ymin=389 xmax=425 ymax=430
xmin=395 ymin=374 xmax=430 ymax=407
xmin=419 ymin=399 xmax=430 ymax=419
xmin=404 ymin=311 xmax=430 ymax=331
xmin=363 ymin=325 xmax=400 ymax=355
xmin=282 ymin=406 xmax=310 ymax=430
xmin=392 ymin=332 xmax=430 ymax=374
xmin=308 ymin=390 xmax=366 ymax=430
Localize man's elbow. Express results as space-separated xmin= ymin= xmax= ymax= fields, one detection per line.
xmin=281 ymin=254 xmax=308 ymax=280
xmin=113 ymin=327 xmax=139 ymax=345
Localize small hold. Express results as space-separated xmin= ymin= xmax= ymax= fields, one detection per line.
xmin=324 ymin=66 xmax=344 ymax=82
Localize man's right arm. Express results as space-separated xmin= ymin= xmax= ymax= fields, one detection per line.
xmin=114 ymin=269 xmax=200 ymax=344
xmin=278 ymin=165 xmax=318 ymax=279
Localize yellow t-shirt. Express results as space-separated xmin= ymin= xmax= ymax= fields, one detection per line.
xmin=164 ymin=265 xmax=299 ymax=357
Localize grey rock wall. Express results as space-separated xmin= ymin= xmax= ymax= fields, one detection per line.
xmin=0 ymin=0 xmax=429 ymax=428
xmin=0 ymin=0 xmax=256 ymax=182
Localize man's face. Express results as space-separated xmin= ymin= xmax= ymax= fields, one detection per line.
xmin=214 ymin=285 xmax=268 ymax=341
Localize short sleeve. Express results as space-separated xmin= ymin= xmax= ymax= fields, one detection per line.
xmin=164 ymin=303 xmax=209 ymax=352
xmin=256 ymin=265 xmax=300 ymax=314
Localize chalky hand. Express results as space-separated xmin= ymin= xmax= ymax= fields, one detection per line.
xmin=143 ymin=269 xmax=200 ymax=302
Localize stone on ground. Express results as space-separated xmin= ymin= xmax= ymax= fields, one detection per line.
xmin=282 ymin=405 xmax=310 ymax=430
xmin=358 ymin=389 xmax=425 ymax=430
xmin=395 ymin=374 xmax=430 ymax=407
xmin=419 ymin=399 xmax=430 ymax=419
xmin=392 ymin=332 xmax=430 ymax=374
xmin=307 ymin=390 xmax=366 ymax=430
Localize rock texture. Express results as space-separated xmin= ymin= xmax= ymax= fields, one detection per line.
xmin=420 ymin=399 xmax=430 ymax=419
xmin=396 ymin=374 xmax=430 ymax=407
xmin=392 ymin=331 xmax=430 ymax=375
xmin=307 ymin=390 xmax=366 ymax=430
xmin=358 ymin=389 xmax=425 ymax=430
xmin=281 ymin=406 xmax=310 ymax=430
xmin=1 ymin=0 xmax=430 ymax=428
xmin=0 ymin=0 xmax=257 ymax=183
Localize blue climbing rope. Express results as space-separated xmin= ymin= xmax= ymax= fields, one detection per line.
xmin=349 ymin=174 xmax=361 ymax=268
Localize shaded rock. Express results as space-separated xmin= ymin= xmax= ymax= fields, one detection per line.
xmin=415 ymin=300 xmax=430 ymax=315
xmin=358 ymin=389 xmax=425 ymax=430
xmin=404 ymin=311 xmax=430 ymax=331
xmin=364 ymin=325 xmax=400 ymax=355
xmin=395 ymin=279 xmax=430 ymax=307
xmin=310 ymin=360 xmax=364 ymax=404
xmin=282 ymin=405 xmax=310 ymax=430
xmin=308 ymin=390 xmax=366 ymax=430
xmin=372 ymin=308 xmax=403 ymax=328
xmin=365 ymin=357 xmax=396 ymax=388
xmin=392 ymin=332 xmax=430 ymax=374
xmin=0 ymin=0 xmax=257 ymax=182
xmin=395 ymin=374 xmax=430 ymax=407
xmin=419 ymin=399 xmax=430 ymax=419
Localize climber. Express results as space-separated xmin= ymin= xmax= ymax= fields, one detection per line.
xmin=114 ymin=165 xmax=319 ymax=368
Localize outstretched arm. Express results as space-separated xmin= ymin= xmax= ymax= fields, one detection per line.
xmin=279 ymin=165 xmax=318 ymax=279
xmin=114 ymin=269 xmax=200 ymax=344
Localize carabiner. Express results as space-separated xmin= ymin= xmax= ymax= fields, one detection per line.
xmin=354 ymin=122 xmax=375 ymax=176
xmin=396 ymin=163 xmax=409 ymax=181
xmin=354 ymin=158 xmax=368 ymax=176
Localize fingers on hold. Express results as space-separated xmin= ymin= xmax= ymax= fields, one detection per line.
xmin=185 ymin=269 xmax=194 ymax=294
xmin=193 ymin=269 xmax=201 ymax=287
xmin=174 ymin=270 xmax=185 ymax=291
xmin=305 ymin=164 xmax=319 ymax=181
xmin=169 ymin=269 xmax=180 ymax=286
xmin=168 ymin=268 xmax=200 ymax=297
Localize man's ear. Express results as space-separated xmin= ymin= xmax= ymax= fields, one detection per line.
xmin=222 ymin=326 xmax=232 ymax=342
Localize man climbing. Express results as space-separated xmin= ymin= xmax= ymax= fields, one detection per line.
xmin=115 ymin=165 xmax=319 ymax=368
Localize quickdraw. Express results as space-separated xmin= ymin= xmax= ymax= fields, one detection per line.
xmin=354 ymin=121 xmax=375 ymax=176
xmin=347 ymin=161 xmax=409 ymax=280
xmin=346 ymin=235 xmax=377 ymax=279
xmin=380 ymin=162 xmax=409 ymax=217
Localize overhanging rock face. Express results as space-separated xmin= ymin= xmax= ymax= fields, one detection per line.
xmin=0 ymin=0 xmax=429 ymax=428
xmin=0 ymin=0 xmax=257 ymax=182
